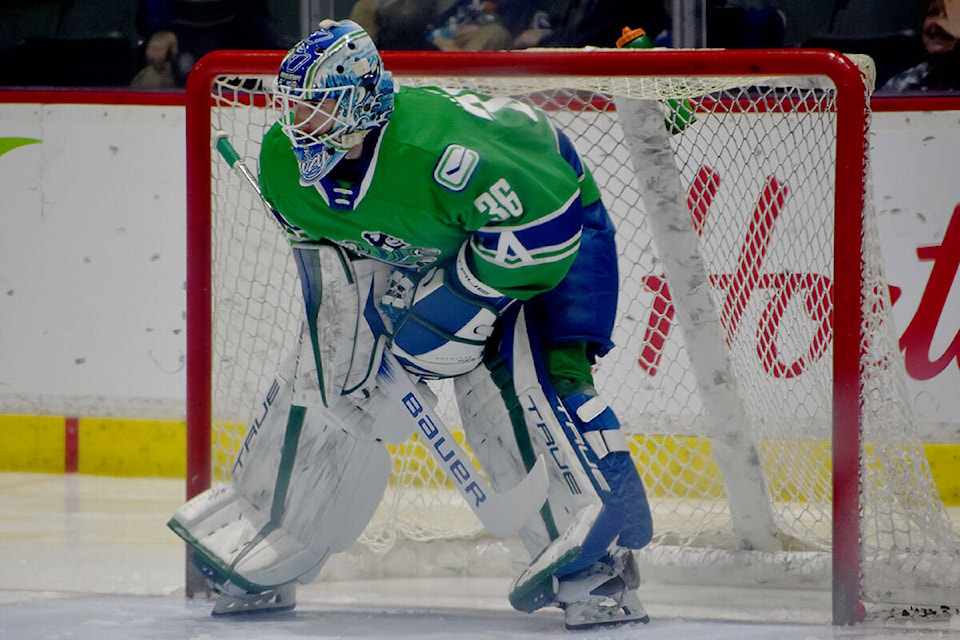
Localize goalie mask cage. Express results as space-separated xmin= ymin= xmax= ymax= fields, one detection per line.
xmin=184 ymin=48 xmax=960 ymax=625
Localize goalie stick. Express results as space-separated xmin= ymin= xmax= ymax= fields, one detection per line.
xmin=214 ymin=130 xmax=307 ymax=239
xmin=376 ymin=349 xmax=549 ymax=538
xmin=214 ymin=132 xmax=550 ymax=538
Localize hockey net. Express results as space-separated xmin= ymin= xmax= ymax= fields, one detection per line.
xmin=184 ymin=49 xmax=960 ymax=623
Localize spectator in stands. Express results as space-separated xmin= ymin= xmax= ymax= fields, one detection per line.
xmin=132 ymin=0 xmax=289 ymax=88
xmin=349 ymin=0 xmax=514 ymax=50
xmin=426 ymin=0 xmax=515 ymax=50
xmin=883 ymin=0 xmax=960 ymax=92
xmin=506 ymin=0 xmax=669 ymax=50
xmin=349 ymin=0 xmax=429 ymax=49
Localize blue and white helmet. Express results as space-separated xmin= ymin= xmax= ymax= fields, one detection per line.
xmin=274 ymin=19 xmax=395 ymax=184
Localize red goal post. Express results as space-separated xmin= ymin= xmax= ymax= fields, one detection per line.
xmin=183 ymin=47 xmax=959 ymax=625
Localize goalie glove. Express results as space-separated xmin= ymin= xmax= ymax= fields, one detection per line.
xmin=383 ymin=244 xmax=513 ymax=378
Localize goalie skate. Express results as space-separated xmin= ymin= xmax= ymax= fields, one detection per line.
xmin=508 ymin=503 xmax=649 ymax=629
xmin=556 ymin=549 xmax=648 ymax=630
xmin=194 ymin=558 xmax=297 ymax=616
xmin=508 ymin=503 xmax=602 ymax=614
xmin=210 ymin=582 xmax=297 ymax=616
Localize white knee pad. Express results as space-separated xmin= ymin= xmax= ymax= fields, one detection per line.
xmin=290 ymin=243 xmax=389 ymax=408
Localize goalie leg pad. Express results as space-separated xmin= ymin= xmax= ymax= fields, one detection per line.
xmin=168 ymin=383 xmax=391 ymax=593
xmin=291 ymin=244 xmax=392 ymax=406
xmin=293 ymin=245 xmax=422 ymax=444
xmin=561 ymin=392 xmax=653 ymax=550
xmin=454 ymin=306 xmax=651 ymax=612
xmin=454 ymin=332 xmax=598 ymax=558
xmin=168 ymin=248 xmax=412 ymax=606
xmin=507 ymin=306 xmax=652 ymax=562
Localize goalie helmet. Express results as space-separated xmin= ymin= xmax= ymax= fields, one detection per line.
xmin=274 ymin=19 xmax=395 ymax=184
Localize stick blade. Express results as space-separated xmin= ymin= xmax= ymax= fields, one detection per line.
xmin=479 ymin=455 xmax=549 ymax=538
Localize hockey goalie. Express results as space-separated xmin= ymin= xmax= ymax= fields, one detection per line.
xmin=168 ymin=19 xmax=654 ymax=630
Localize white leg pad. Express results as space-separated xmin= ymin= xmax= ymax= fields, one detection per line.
xmin=168 ymin=247 xmax=399 ymax=594
xmin=291 ymin=246 xmax=391 ymax=408
xmin=169 ymin=402 xmax=391 ymax=592
xmin=453 ymin=309 xmax=601 ymax=559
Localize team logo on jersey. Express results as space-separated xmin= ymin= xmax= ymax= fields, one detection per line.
xmin=362 ymin=230 xmax=407 ymax=251
xmin=340 ymin=230 xmax=441 ymax=268
xmin=434 ymin=144 xmax=480 ymax=192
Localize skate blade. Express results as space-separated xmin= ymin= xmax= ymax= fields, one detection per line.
xmin=563 ymin=593 xmax=650 ymax=630
xmin=564 ymin=606 xmax=650 ymax=630
xmin=211 ymin=585 xmax=296 ymax=616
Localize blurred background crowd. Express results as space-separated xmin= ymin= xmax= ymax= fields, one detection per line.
xmin=0 ymin=0 xmax=956 ymax=93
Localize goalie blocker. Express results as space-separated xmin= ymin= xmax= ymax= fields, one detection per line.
xmin=169 ymin=242 xmax=653 ymax=628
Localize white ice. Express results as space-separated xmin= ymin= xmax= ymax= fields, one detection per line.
xmin=2 ymin=473 xmax=959 ymax=640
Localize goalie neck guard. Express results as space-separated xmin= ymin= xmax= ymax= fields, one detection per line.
xmin=274 ymin=19 xmax=395 ymax=185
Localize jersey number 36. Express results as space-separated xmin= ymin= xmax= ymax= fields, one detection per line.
xmin=474 ymin=178 xmax=524 ymax=222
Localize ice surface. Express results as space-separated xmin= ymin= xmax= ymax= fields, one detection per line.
xmin=2 ymin=473 xmax=959 ymax=640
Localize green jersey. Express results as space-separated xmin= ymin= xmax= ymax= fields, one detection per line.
xmin=259 ymin=85 xmax=601 ymax=301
